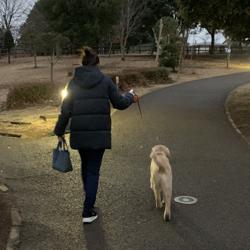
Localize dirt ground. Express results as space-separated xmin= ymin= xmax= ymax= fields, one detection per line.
xmin=227 ymin=83 xmax=250 ymax=143
xmin=1 ymin=55 xmax=250 ymax=88
xmin=1 ymin=55 xmax=250 ymax=139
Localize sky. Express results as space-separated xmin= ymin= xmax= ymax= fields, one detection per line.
xmin=188 ymin=28 xmax=226 ymax=45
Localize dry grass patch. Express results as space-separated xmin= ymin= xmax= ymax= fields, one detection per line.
xmin=6 ymin=82 xmax=60 ymax=109
xmin=227 ymin=83 xmax=250 ymax=141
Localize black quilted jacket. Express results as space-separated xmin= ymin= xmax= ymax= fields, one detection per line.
xmin=54 ymin=65 xmax=133 ymax=149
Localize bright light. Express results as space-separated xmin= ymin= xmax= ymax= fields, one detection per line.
xmin=61 ymin=88 xmax=68 ymax=100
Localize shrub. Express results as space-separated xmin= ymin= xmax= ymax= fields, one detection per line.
xmin=160 ymin=43 xmax=180 ymax=72
xmin=109 ymin=72 xmax=145 ymax=90
xmin=109 ymin=67 xmax=171 ymax=90
xmin=6 ymin=82 xmax=58 ymax=109
xmin=138 ymin=67 xmax=169 ymax=83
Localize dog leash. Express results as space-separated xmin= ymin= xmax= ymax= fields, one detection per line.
xmin=130 ymin=89 xmax=142 ymax=119
xmin=116 ymin=76 xmax=143 ymax=119
xmin=137 ymin=96 xmax=143 ymax=118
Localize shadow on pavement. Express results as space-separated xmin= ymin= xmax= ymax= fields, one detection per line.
xmin=83 ymin=208 xmax=110 ymax=250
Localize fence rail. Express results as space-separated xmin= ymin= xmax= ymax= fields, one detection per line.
xmin=186 ymin=45 xmax=250 ymax=56
xmin=1 ymin=44 xmax=250 ymax=59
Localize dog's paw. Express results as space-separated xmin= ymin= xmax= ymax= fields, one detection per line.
xmin=163 ymin=212 xmax=171 ymax=221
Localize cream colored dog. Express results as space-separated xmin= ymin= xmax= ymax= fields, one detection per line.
xmin=150 ymin=145 xmax=172 ymax=221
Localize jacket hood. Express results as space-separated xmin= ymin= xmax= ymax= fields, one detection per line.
xmin=73 ymin=66 xmax=104 ymax=89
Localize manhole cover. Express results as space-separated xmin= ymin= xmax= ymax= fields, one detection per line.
xmin=174 ymin=196 xmax=198 ymax=204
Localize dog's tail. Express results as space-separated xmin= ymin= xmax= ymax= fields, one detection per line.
xmin=153 ymin=153 xmax=169 ymax=173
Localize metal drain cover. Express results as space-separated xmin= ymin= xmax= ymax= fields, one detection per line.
xmin=174 ymin=196 xmax=198 ymax=205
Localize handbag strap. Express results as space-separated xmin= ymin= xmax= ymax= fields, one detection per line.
xmin=57 ymin=138 xmax=69 ymax=151
xmin=63 ymin=141 xmax=69 ymax=150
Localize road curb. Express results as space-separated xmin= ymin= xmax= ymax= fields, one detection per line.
xmin=5 ymin=194 xmax=22 ymax=250
xmin=225 ymin=89 xmax=250 ymax=146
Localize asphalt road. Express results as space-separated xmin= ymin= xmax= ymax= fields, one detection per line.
xmin=0 ymin=191 xmax=12 ymax=250
xmin=1 ymin=72 xmax=250 ymax=250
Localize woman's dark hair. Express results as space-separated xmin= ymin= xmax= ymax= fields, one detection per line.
xmin=81 ymin=47 xmax=100 ymax=66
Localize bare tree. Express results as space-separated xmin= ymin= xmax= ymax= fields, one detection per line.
xmin=152 ymin=18 xmax=164 ymax=66
xmin=43 ymin=33 xmax=70 ymax=84
xmin=119 ymin=0 xmax=148 ymax=61
xmin=0 ymin=0 xmax=31 ymax=31
xmin=0 ymin=0 xmax=33 ymax=63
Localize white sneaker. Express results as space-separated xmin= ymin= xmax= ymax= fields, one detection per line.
xmin=82 ymin=210 xmax=98 ymax=224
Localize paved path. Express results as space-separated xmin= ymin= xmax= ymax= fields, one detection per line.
xmin=1 ymin=73 xmax=250 ymax=250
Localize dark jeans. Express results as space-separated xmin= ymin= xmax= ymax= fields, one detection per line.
xmin=78 ymin=149 xmax=105 ymax=215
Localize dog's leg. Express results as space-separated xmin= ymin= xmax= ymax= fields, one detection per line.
xmin=153 ymin=186 xmax=162 ymax=208
xmin=154 ymin=188 xmax=162 ymax=208
xmin=163 ymin=202 xmax=170 ymax=221
xmin=163 ymin=194 xmax=171 ymax=221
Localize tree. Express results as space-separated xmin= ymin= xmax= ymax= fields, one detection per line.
xmin=127 ymin=0 xmax=175 ymax=51
xmin=177 ymin=0 xmax=231 ymax=54
xmin=223 ymin=0 xmax=250 ymax=42
xmin=0 ymin=0 xmax=31 ymax=30
xmin=119 ymin=0 xmax=148 ymax=60
xmin=4 ymin=29 xmax=14 ymax=64
xmin=19 ymin=4 xmax=51 ymax=68
xmin=152 ymin=16 xmax=178 ymax=65
xmin=39 ymin=32 xmax=70 ymax=83
xmin=37 ymin=0 xmax=120 ymax=49
xmin=160 ymin=43 xmax=180 ymax=72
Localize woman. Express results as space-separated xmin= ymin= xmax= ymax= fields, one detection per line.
xmin=54 ymin=47 xmax=137 ymax=224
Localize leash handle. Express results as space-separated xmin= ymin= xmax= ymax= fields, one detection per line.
xmin=129 ymin=89 xmax=143 ymax=118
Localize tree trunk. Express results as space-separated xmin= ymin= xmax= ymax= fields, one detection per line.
xmin=209 ymin=28 xmax=216 ymax=54
xmin=50 ymin=61 xmax=54 ymax=83
xmin=33 ymin=47 xmax=37 ymax=68
xmin=8 ymin=49 xmax=11 ymax=64
xmin=178 ymin=29 xmax=189 ymax=74
xmin=226 ymin=37 xmax=231 ymax=69
xmin=120 ymin=40 xmax=126 ymax=61
xmin=155 ymin=41 xmax=160 ymax=66
xmin=50 ymin=49 xmax=55 ymax=83
xmin=178 ymin=41 xmax=184 ymax=73
xmin=108 ymin=40 xmax=113 ymax=57
xmin=239 ymin=41 xmax=243 ymax=53
xmin=153 ymin=18 xmax=164 ymax=66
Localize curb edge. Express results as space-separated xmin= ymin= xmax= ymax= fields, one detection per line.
xmin=225 ymin=89 xmax=250 ymax=146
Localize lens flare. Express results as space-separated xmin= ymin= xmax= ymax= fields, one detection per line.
xmin=61 ymin=88 xmax=68 ymax=100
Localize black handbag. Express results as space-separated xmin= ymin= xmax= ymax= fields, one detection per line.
xmin=52 ymin=140 xmax=73 ymax=173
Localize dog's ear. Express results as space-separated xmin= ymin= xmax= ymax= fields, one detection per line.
xmin=150 ymin=150 xmax=154 ymax=159
xmin=150 ymin=147 xmax=155 ymax=159
xmin=164 ymin=147 xmax=171 ymax=158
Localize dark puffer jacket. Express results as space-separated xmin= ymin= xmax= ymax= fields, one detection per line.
xmin=54 ymin=66 xmax=133 ymax=149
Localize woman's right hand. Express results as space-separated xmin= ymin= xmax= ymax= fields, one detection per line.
xmin=58 ymin=136 xmax=65 ymax=143
xmin=129 ymin=89 xmax=139 ymax=103
xmin=133 ymin=95 xmax=139 ymax=103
